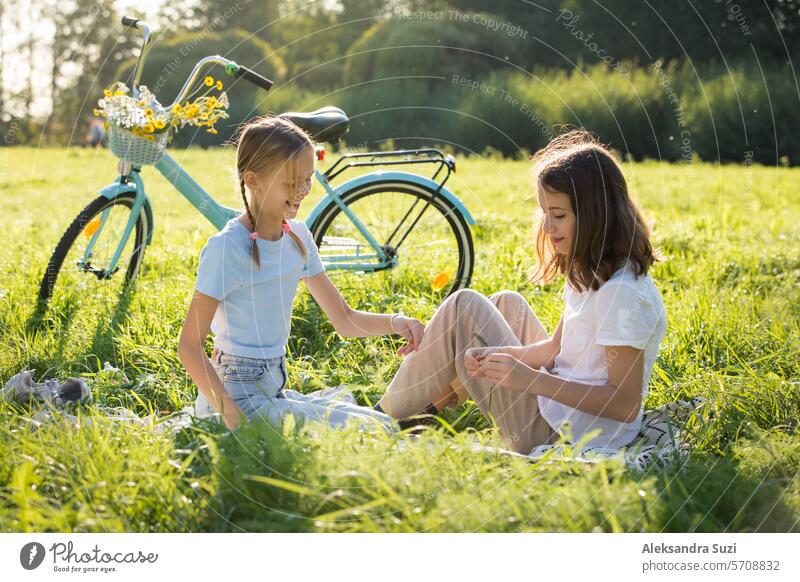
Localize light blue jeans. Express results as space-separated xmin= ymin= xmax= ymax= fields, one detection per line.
xmin=193 ymin=347 xmax=395 ymax=432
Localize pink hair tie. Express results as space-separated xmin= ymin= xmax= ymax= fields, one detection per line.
xmin=249 ymin=231 xmax=258 ymax=241
xmin=282 ymin=222 xmax=291 ymax=233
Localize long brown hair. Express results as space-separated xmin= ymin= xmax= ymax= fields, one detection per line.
xmin=529 ymin=129 xmax=658 ymax=292
xmin=235 ymin=116 xmax=313 ymax=269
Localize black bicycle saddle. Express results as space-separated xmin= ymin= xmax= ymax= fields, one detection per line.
xmin=277 ymin=106 xmax=350 ymax=143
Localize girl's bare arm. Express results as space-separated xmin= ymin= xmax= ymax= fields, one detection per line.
xmin=177 ymin=291 xmax=245 ymax=430
xmin=476 ymin=318 xmax=563 ymax=370
xmin=303 ymin=272 xmax=424 ymax=353
xmin=481 ymin=344 xmax=645 ymax=422
xmin=515 ymin=317 xmax=563 ymax=370
xmin=525 ymin=345 xmax=644 ymax=422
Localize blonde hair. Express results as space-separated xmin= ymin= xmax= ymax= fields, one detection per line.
xmin=235 ymin=116 xmax=313 ymax=269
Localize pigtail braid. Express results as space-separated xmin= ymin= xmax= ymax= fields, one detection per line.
xmin=281 ymin=219 xmax=308 ymax=260
xmin=241 ymin=178 xmax=261 ymax=269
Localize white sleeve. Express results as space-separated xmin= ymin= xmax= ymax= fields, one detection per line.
xmin=194 ymin=237 xmax=241 ymax=300
xmin=595 ymin=280 xmax=660 ymax=350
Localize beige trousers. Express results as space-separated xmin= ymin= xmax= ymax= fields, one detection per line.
xmin=378 ymin=289 xmax=558 ymax=454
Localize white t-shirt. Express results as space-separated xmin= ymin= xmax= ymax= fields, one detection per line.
xmin=194 ymin=217 xmax=325 ymax=359
xmin=537 ymin=261 xmax=667 ymax=449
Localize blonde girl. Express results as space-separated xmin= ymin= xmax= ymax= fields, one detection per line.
xmin=375 ymin=130 xmax=667 ymax=454
xmin=178 ymin=116 xmax=424 ymax=431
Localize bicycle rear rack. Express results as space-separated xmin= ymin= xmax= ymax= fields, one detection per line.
xmin=316 ymin=148 xmax=460 ymax=274
xmin=322 ymin=148 xmax=456 ymax=188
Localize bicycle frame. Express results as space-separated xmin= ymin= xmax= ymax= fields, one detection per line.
xmin=81 ymin=16 xmax=474 ymax=280
xmin=83 ymin=148 xmax=474 ymax=278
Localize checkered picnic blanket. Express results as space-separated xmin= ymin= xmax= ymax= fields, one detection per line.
xmin=527 ymin=397 xmax=710 ymax=470
xmin=4 ymin=367 xmax=711 ymax=472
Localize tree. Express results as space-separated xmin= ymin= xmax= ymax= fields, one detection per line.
xmin=343 ymin=13 xmax=531 ymax=85
xmin=42 ymin=1 xmax=139 ymax=144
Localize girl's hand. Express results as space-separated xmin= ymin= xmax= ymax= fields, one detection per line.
xmin=222 ymin=412 xmax=241 ymax=431
xmin=391 ymin=315 xmax=425 ymax=356
xmin=478 ymin=352 xmax=541 ymax=391
xmin=464 ymin=347 xmax=501 ymax=378
xmin=220 ymin=400 xmax=246 ymax=431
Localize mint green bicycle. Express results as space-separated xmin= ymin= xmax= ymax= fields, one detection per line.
xmin=36 ymin=17 xmax=475 ymax=323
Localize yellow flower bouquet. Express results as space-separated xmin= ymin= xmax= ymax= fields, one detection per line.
xmin=96 ymin=76 xmax=229 ymax=165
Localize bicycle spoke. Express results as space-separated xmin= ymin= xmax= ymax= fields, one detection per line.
xmin=317 ymin=187 xmax=468 ymax=299
xmin=384 ymin=196 xmax=421 ymax=248
xmin=43 ymin=197 xmax=145 ymax=336
xmin=390 ymin=197 xmax=435 ymax=251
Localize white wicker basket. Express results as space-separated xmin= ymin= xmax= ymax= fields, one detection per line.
xmin=109 ymin=125 xmax=169 ymax=165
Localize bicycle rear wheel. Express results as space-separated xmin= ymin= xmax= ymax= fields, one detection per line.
xmin=309 ymin=180 xmax=473 ymax=301
xmin=37 ymin=193 xmax=149 ymax=324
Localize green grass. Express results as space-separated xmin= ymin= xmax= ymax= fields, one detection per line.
xmin=0 ymin=146 xmax=798 ymax=532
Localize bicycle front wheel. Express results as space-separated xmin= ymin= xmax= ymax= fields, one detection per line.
xmin=309 ymin=180 xmax=474 ymax=300
xmin=37 ymin=193 xmax=149 ymax=323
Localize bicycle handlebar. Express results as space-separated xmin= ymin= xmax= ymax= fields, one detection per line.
xmin=165 ymin=56 xmax=273 ymax=110
xmin=233 ymin=65 xmax=273 ymax=91
xmin=121 ymin=16 xmax=152 ymax=93
xmin=120 ymin=16 xmax=273 ymax=107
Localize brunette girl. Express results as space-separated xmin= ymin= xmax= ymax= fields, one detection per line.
xmin=375 ymin=130 xmax=667 ymax=453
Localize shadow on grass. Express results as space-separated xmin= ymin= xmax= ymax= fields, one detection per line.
xmin=200 ymin=418 xmax=318 ymax=532
xmin=631 ymin=443 xmax=800 ymax=532
xmin=87 ymin=281 xmax=138 ymax=364
xmin=25 ymin=294 xmax=81 ymax=374
xmin=23 ymin=279 xmax=138 ymax=376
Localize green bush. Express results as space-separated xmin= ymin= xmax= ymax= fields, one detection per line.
xmin=684 ymin=64 xmax=800 ymax=165
xmin=110 ymin=22 xmax=800 ymax=165
xmin=323 ymin=60 xmax=799 ymax=165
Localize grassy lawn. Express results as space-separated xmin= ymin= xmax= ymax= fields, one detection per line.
xmin=0 ymin=146 xmax=798 ymax=532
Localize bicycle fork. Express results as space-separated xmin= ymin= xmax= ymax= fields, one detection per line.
xmin=82 ymin=168 xmax=153 ymax=279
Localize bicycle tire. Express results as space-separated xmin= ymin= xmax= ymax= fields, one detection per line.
xmin=309 ymin=180 xmax=474 ymax=298
xmin=38 ymin=193 xmax=149 ymax=307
